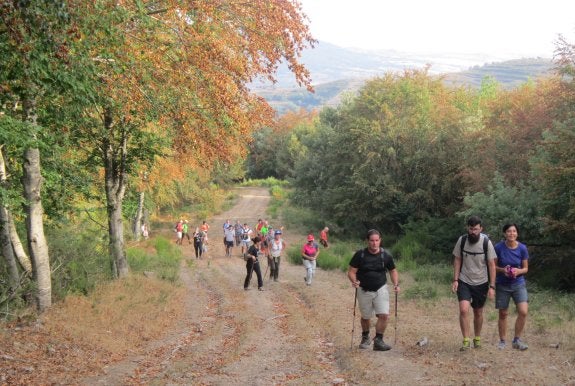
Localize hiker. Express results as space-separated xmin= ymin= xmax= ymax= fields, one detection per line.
xmin=269 ymin=230 xmax=286 ymax=282
xmin=348 ymin=229 xmax=400 ymax=351
xmin=224 ymin=223 xmax=235 ymax=257
xmin=255 ymin=218 xmax=264 ymax=237
xmin=301 ymin=234 xmax=320 ymax=286
xmin=193 ymin=228 xmax=204 ymax=259
xmin=182 ymin=220 xmax=191 ymax=244
xmin=244 ymin=236 xmax=264 ymax=291
xmin=320 ymin=226 xmax=329 ymax=248
xmin=234 ymin=220 xmax=243 ymax=247
xmin=451 ymin=215 xmax=497 ymax=351
xmin=494 ymin=223 xmax=530 ymax=350
xmin=141 ymin=223 xmax=149 ymax=239
xmin=200 ymin=220 xmax=210 ymax=243
xmin=174 ymin=219 xmax=184 ymax=245
xmin=241 ymin=223 xmax=253 ymax=255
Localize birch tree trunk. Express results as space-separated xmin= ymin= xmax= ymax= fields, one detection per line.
xmin=103 ymin=108 xmax=129 ymax=278
xmin=8 ymin=212 xmax=32 ymax=274
xmin=0 ymin=146 xmax=32 ymax=274
xmin=0 ymin=206 xmax=19 ymax=290
xmin=133 ymin=191 xmax=144 ymax=241
xmin=22 ymin=95 xmax=52 ymax=312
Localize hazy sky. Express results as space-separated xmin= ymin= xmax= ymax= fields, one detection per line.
xmin=299 ymin=0 xmax=575 ymax=59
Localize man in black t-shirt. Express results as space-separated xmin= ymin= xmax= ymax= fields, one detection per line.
xmin=348 ymin=229 xmax=400 ymax=351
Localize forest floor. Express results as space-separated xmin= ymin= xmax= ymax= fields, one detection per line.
xmin=1 ymin=187 xmax=575 ymax=385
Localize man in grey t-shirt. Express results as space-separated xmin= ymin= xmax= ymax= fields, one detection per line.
xmin=451 ymin=215 xmax=496 ymax=351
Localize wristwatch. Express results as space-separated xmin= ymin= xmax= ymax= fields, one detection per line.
xmin=489 ymin=284 xmax=495 ymax=289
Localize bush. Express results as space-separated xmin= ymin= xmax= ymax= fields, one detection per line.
xmin=49 ymin=224 xmax=112 ymax=298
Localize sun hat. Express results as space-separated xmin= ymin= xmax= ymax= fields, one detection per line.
xmin=307 ymin=234 xmax=314 ymax=241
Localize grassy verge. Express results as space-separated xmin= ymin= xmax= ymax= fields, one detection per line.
xmin=127 ymin=236 xmax=183 ymax=282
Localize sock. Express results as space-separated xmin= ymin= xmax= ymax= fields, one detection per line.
xmin=513 ymin=337 xmax=519 ymax=343
xmin=362 ymin=331 xmax=369 ymax=337
xmin=375 ymin=333 xmax=383 ymax=339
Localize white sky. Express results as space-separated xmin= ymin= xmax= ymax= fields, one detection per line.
xmin=299 ymin=0 xmax=575 ymax=58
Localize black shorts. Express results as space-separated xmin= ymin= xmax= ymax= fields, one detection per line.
xmin=225 ymin=240 xmax=234 ymax=247
xmin=457 ymin=280 xmax=488 ymax=309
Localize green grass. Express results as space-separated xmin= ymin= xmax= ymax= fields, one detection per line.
xmin=127 ymin=236 xmax=182 ymax=283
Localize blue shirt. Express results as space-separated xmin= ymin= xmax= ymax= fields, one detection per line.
xmin=494 ymin=241 xmax=529 ymax=285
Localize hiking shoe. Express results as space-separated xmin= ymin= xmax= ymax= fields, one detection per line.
xmin=359 ymin=335 xmax=371 ymax=349
xmin=497 ymin=340 xmax=506 ymax=350
xmin=460 ymin=338 xmax=471 ymax=351
xmin=512 ymin=339 xmax=528 ymax=351
xmin=373 ymin=336 xmax=391 ymax=351
xmin=473 ymin=337 xmax=481 ymax=349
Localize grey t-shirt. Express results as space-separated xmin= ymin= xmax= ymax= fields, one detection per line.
xmin=452 ymin=234 xmax=496 ymax=285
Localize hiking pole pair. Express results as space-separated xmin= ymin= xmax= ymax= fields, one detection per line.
xmin=350 ymin=288 xmax=358 ymax=349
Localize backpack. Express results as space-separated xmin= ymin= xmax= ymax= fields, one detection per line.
xmin=359 ymin=247 xmax=389 ymax=272
xmin=459 ymin=234 xmax=491 ymax=282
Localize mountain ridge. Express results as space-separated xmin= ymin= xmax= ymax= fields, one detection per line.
xmin=253 ymin=41 xmax=553 ymax=114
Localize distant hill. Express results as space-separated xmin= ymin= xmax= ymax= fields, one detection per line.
xmin=252 ymin=41 xmax=554 ymax=115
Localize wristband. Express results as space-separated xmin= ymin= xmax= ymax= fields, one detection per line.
xmin=489 ymin=284 xmax=495 ymax=289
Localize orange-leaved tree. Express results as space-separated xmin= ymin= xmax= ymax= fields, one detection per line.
xmin=65 ymin=0 xmax=315 ymax=278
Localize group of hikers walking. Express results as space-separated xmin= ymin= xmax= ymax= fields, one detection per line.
xmin=243 ymin=218 xmax=286 ymax=291
xmin=348 ymin=215 xmax=529 ymax=353
xmin=175 ymin=214 xmax=529 ymax=353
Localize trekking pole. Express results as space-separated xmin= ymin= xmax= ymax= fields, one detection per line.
xmin=394 ymin=289 xmax=398 ymax=345
xmin=350 ymin=288 xmax=357 ymax=350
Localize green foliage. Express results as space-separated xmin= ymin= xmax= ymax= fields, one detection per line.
xmin=393 ymin=217 xmax=463 ymax=264
xmin=291 ymin=70 xmax=469 ymax=235
xmin=458 ymin=172 xmax=544 ymax=243
xmin=49 ymin=223 xmax=112 ymax=298
xmin=127 ymin=236 xmax=182 ymax=283
xmin=531 ymin=118 xmax=575 ymax=244
xmin=239 ymin=177 xmax=290 ymax=188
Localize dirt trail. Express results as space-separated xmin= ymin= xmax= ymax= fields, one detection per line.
xmin=82 ymin=187 xmax=575 ymax=385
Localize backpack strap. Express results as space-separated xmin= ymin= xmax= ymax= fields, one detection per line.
xmin=459 ymin=234 xmax=491 ymax=283
xmin=359 ymin=247 xmax=387 ymax=270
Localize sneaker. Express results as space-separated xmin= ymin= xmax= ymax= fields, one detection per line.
xmin=258 ymin=287 xmax=264 ymax=291
xmin=512 ymin=339 xmax=528 ymax=351
xmin=460 ymin=338 xmax=471 ymax=351
xmin=359 ymin=335 xmax=371 ymax=349
xmin=497 ymin=340 xmax=506 ymax=350
xmin=473 ymin=337 xmax=481 ymax=349
xmin=373 ymin=336 xmax=391 ymax=351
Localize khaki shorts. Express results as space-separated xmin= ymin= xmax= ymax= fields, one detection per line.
xmin=357 ymin=284 xmax=390 ymax=319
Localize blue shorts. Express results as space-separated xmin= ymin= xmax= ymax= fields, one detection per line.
xmin=457 ymin=280 xmax=488 ymax=309
xmin=495 ymin=283 xmax=528 ymax=309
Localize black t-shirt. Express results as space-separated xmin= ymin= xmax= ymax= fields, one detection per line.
xmin=349 ymin=248 xmax=396 ymax=291
xmin=248 ymin=245 xmax=260 ymax=261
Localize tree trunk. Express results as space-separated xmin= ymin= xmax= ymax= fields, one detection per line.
xmin=0 ymin=206 xmax=20 ymax=290
xmin=8 ymin=212 xmax=32 ymax=273
xmin=133 ymin=191 xmax=144 ymax=241
xmin=0 ymin=146 xmax=31 ymax=274
xmin=22 ymin=95 xmax=52 ymax=312
xmin=103 ymin=108 xmax=129 ymax=278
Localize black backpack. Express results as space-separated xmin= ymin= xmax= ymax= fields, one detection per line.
xmin=359 ymin=247 xmax=389 ymax=271
xmin=459 ymin=234 xmax=491 ymax=282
